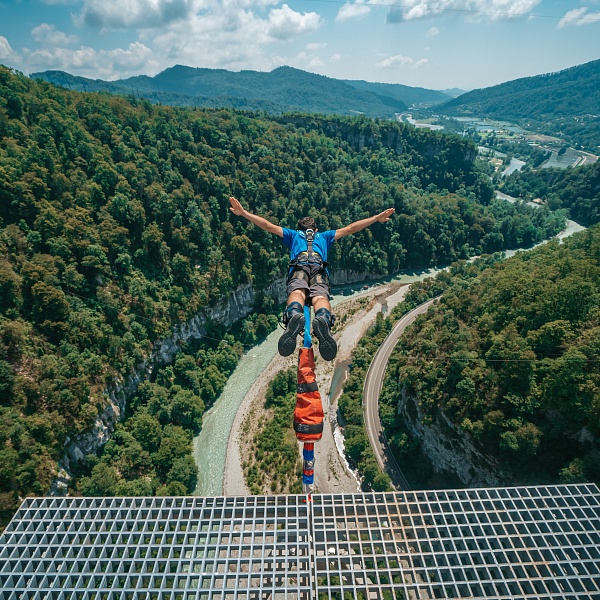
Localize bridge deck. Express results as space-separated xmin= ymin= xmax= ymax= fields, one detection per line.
xmin=1 ymin=483 xmax=599 ymax=599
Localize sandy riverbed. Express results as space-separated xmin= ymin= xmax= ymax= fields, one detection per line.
xmin=223 ymin=280 xmax=410 ymax=496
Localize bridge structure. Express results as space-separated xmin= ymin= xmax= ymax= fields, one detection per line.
xmin=2 ymin=483 xmax=599 ymax=599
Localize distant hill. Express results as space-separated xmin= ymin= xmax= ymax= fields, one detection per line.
xmin=32 ymin=65 xmax=415 ymax=118
xmin=440 ymin=88 xmax=467 ymax=98
xmin=343 ymin=79 xmax=452 ymax=107
xmin=438 ymin=58 xmax=600 ymax=150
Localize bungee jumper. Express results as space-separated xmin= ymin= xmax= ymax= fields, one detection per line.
xmin=229 ymin=196 xmax=395 ymax=361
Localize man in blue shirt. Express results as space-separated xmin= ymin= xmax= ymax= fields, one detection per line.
xmin=229 ymin=196 xmax=395 ymax=361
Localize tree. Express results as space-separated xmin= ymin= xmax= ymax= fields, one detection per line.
xmin=78 ymin=463 xmax=120 ymax=496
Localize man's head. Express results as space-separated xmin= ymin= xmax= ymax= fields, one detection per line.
xmin=297 ymin=216 xmax=317 ymax=231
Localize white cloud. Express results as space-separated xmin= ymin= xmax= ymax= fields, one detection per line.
xmin=147 ymin=3 xmax=322 ymax=74
xmin=0 ymin=36 xmax=19 ymax=63
xmin=31 ymin=24 xmax=79 ymax=46
xmin=266 ymin=4 xmax=321 ymax=40
xmin=558 ymin=7 xmax=600 ymax=28
xmin=386 ymin=0 xmax=542 ymax=23
xmin=376 ymin=54 xmax=428 ymax=69
xmin=21 ymin=1 xmax=323 ymax=79
xmin=336 ymin=1 xmax=371 ymax=22
xmin=26 ymin=42 xmax=155 ymax=79
xmin=331 ymin=52 xmax=342 ymax=62
xmin=376 ymin=54 xmax=414 ymax=68
xmin=76 ymin=0 xmax=195 ymax=30
xmin=426 ymin=26 xmax=440 ymax=37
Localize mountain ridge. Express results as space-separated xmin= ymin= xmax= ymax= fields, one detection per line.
xmin=30 ymin=64 xmax=453 ymax=117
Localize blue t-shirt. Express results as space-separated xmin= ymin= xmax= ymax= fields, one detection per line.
xmin=282 ymin=228 xmax=336 ymax=262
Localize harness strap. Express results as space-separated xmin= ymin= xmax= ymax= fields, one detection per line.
xmin=297 ymin=382 xmax=319 ymax=394
xmin=294 ymin=421 xmax=324 ymax=434
xmin=290 ymin=252 xmax=326 ymax=266
xmin=305 ymin=229 xmax=315 ymax=261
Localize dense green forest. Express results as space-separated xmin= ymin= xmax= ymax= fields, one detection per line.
xmin=338 ymin=313 xmax=394 ymax=492
xmin=439 ymin=58 xmax=600 ymax=151
xmin=501 ymin=162 xmax=600 ymax=226
xmin=385 ymin=227 xmax=600 ymax=485
xmin=0 ymin=64 xmax=567 ymax=525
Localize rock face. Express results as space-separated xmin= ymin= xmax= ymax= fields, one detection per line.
xmin=330 ymin=270 xmax=383 ymax=286
xmin=399 ymin=386 xmax=505 ymax=487
xmin=50 ymin=278 xmax=287 ymax=495
xmin=50 ymin=269 xmax=376 ymax=495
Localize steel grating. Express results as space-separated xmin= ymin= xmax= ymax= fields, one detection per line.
xmin=311 ymin=484 xmax=600 ymax=599
xmin=0 ymin=495 xmax=313 ymax=600
xmin=1 ymin=484 xmax=600 ymax=599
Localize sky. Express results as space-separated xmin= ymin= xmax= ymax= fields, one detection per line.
xmin=0 ymin=0 xmax=599 ymax=91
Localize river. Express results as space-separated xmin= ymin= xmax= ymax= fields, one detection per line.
xmin=193 ymin=219 xmax=584 ymax=496
xmin=192 ymin=269 xmax=440 ymax=496
xmin=501 ymin=157 xmax=526 ymax=177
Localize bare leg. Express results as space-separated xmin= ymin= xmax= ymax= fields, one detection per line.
xmin=312 ymin=295 xmax=331 ymax=312
xmin=287 ymin=289 xmax=308 ymax=308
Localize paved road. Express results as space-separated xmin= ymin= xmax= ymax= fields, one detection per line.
xmin=363 ymin=297 xmax=439 ymax=490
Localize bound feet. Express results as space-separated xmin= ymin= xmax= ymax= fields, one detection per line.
xmin=278 ymin=302 xmax=305 ymax=357
xmin=313 ymin=308 xmax=337 ymax=362
xmin=278 ymin=304 xmax=338 ymax=361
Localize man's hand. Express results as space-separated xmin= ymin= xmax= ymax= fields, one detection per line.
xmin=376 ymin=208 xmax=395 ymax=223
xmin=229 ymin=196 xmax=245 ymax=216
xmin=228 ymin=196 xmax=284 ymax=237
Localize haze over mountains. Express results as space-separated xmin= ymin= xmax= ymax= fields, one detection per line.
xmin=31 ymin=65 xmax=453 ymax=117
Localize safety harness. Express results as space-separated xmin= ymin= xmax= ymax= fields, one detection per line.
xmin=287 ymin=228 xmax=330 ymax=288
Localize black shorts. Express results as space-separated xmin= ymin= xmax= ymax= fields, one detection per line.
xmin=286 ymin=264 xmax=331 ymax=301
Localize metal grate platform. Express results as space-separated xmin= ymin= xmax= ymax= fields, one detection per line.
xmin=312 ymin=484 xmax=600 ymax=599
xmin=1 ymin=484 xmax=599 ymax=599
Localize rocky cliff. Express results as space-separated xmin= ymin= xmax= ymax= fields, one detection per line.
xmin=399 ymin=386 xmax=505 ymax=487
xmin=50 ymin=277 xmax=287 ymax=494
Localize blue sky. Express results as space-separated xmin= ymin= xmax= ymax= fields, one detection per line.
xmin=0 ymin=0 xmax=599 ymax=90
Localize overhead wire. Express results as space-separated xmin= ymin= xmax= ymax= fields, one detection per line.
xmin=303 ymin=0 xmax=600 ymax=23
xmin=395 ymin=356 xmax=600 ymax=363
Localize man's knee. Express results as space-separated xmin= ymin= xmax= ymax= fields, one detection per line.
xmin=288 ymin=289 xmax=307 ymax=305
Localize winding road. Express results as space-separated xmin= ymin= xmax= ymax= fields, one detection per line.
xmin=363 ymin=297 xmax=439 ymax=490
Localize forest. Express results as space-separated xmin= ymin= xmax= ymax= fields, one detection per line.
xmin=338 ymin=256 xmax=503 ymax=491
xmin=385 ymin=227 xmax=600 ymax=486
xmin=74 ymin=306 xmax=279 ymax=497
xmin=500 ymin=162 xmax=600 ymax=226
xmin=0 ymin=65 xmax=568 ymax=526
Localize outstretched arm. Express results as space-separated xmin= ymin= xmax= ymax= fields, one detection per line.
xmin=229 ymin=196 xmax=283 ymax=238
xmin=334 ymin=208 xmax=395 ymax=240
